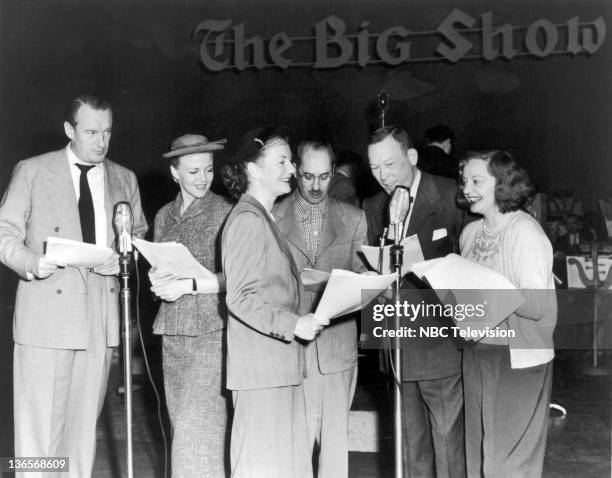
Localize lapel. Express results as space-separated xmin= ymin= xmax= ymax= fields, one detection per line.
xmin=42 ymin=149 xmax=82 ymax=241
xmin=244 ymin=194 xmax=302 ymax=284
xmin=42 ymin=149 xmax=87 ymax=282
xmin=406 ymin=172 xmax=440 ymax=237
xmin=275 ymin=193 xmax=309 ymax=263
xmin=182 ymin=192 xmax=215 ymax=222
xmin=159 ymin=192 xmax=215 ymax=243
xmin=164 ymin=193 xmax=183 ymax=228
xmin=104 ymin=160 xmax=125 ymax=248
xmin=317 ymin=199 xmax=340 ymax=257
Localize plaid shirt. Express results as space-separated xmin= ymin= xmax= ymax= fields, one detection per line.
xmin=294 ymin=193 xmax=328 ymax=267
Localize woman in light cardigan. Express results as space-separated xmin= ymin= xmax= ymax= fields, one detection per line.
xmin=459 ymin=150 xmax=556 ymax=477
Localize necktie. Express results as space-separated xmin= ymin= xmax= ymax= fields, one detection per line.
xmin=76 ymin=164 xmax=96 ymax=244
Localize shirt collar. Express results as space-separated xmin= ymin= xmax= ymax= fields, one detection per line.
xmin=66 ymin=142 xmax=104 ymax=171
xmin=294 ymin=191 xmax=328 ymax=221
xmin=409 ymin=168 xmax=421 ymax=198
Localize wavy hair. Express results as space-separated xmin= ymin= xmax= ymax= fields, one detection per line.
xmin=221 ymin=125 xmax=289 ymax=199
xmin=459 ymin=150 xmax=535 ymax=213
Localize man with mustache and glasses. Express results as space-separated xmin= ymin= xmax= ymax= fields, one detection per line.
xmin=363 ymin=126 xmax=466 ymax=478
xmin=274 ymin=140 xmax=368 ymax=478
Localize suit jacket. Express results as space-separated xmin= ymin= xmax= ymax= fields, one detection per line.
xmin=362 ymin=171 xmax=463 ymax=380
xmin=0 ymin=148 xmax=148 ymax=349
xmin=152 ymin=191 xmax=233 ymax=336
xmin=274 ymin=193 xmax=368 ymax=374
xmin=328 ymin=172 xmax=359 ymax=207
xmin=417 ymin=145 xmax=459 ymax=179
xmin=222 ymin=193 xmax=305 ymax=390
xmin=553 ymin=230 xmax=594 ymax=256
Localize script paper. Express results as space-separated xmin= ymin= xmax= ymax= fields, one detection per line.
xmin=133 ymin=238 xmax=212 ymax=279
xmin=410 ymin=253 xmax=525 ymax=338
xmin=361 ymin=234 xmax=424 ymax=275
xmin=315 ymin=269 xmax=397 ymax=320
xmin=300 ymin=268 xmax=331 ymax=291
xmin=45 ymin=237 xmax=113 ymax=268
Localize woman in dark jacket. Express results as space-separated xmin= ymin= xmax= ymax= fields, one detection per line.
xmin=149 ymin=134 xmax=233 ymax=478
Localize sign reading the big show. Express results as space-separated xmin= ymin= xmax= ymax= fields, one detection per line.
xmin=194 ymin=9 xmax=606 ymax=72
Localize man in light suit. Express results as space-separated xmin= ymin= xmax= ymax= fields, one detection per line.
xmin=363 ymin=126 xmax=465 ymax=478
xmin=0 ymin=94 xmax=148 ymax=477
xmin=274 ymin=140 xmax=368 ymax=478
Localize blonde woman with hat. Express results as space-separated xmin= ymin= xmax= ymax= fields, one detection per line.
xmin=150 ymin=134 xmax=233 ymax=477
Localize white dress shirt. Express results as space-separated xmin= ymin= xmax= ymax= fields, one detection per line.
xmin=402 ymin=168 xmax=421 ymax=237
xmin=66 ymin=143 xmax=108 ymax=246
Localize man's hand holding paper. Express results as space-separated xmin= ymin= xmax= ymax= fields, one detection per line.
xmin=45 ymin=236 xmax=114 ymax=269
xmin=92 ymin=251 xmax=120 ymax=276
xmin=293 ymin=313 xmax=330 ymax=341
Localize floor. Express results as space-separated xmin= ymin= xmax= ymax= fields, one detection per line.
xmin=90 ymin=345 xmax=612 ymax=478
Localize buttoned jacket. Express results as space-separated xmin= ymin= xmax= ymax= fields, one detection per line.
xmin=0 ymin=148 xmax=148 ymax=349
xmin=222 ymin=194 xmax=305 ymax=390
xmin=152 ymin=191 xmax=233 ymax=336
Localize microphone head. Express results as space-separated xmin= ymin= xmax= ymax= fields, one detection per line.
xmin=389 ymin=185 xmax=411 ymax=225
xmin=113 ymin=202 xmax=133 ymax=233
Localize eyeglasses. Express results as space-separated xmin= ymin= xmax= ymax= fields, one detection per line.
xmin=297 ymin=171 xmax=333 ymax=182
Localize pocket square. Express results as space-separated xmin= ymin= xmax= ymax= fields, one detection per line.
xmin=432 ymin=228 xmax=447 ymax=241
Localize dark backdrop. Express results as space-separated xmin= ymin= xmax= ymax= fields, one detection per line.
xmin=1 ymin=0 xmax=611 ymax=455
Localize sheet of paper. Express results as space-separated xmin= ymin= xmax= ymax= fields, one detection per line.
xmin=133 ymin=237 xmax=212 ymax=279
xmin=361 ymin=234 xmax=424 ymax=275
xmin=300 ymin=268 xmax=331 ymax=287
xmin=45 ymin=236 xmax=114 ymax=268
xmin=410 ymin=253 xmax=526 ymax=339
xmin=315 ymin=269 xmax=397 ymax=320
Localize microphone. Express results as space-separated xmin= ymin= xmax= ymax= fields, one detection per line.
xmin=388 ymin=186 xmax=411 ymax=243
xmin=113 ymin=202 xmax=133 ymax=255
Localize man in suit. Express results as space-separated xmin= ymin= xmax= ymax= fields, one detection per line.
xmin=0 ymin=94 xmax=148 ymax=477
xmin=417 ymin=124 xmax=459 ymax=180
xmin=327 ymin=149 xmax=361 ymax=207
xmin=363 ymin=126 xmax=465 ymax=478
xmin=274 ymin=140 xmax=368 ymax=478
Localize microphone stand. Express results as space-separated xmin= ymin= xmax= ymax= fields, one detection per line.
xmin=390 ymin=222 xmax=404 ymax=478
xmin=118 ymin=250 xmax=134 ymax=478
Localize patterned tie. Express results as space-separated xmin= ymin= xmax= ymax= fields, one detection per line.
xmin=76 ymin=164 xmax=96 ymax=244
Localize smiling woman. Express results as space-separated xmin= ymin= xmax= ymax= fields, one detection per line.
xmin=459 ymin=150 xmax=556 ymax=477
xmin=149 ymin=133 xmax=233 ymax=478
xmin=220 ymin=125 xmax=329 ymax=478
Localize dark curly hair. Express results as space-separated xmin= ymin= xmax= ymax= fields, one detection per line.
xmin=221 ymin=125 xmax=289 ymax=200
xmin=459 ymin=150 xmax=535 ymax=213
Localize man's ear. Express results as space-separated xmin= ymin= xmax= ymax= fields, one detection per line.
xmin=407 ymin=148 xmax=418 ymax=166
xmin=64 ymin=121 xmax=75 ymax=141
